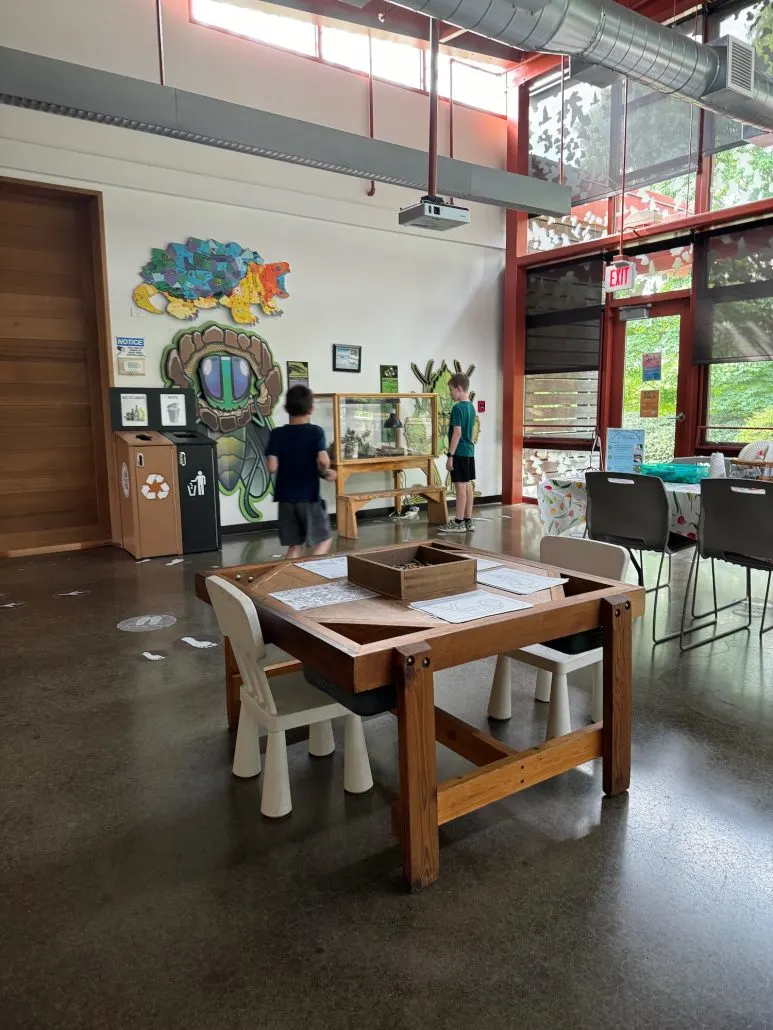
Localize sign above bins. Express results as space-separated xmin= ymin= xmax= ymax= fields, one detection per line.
xmin=109 ymin=388 xmax=197 ymax=432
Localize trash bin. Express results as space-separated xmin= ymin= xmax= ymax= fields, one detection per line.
xmin=114 ymin=431 xmax=182 ymax=559
xmin=162 ymin=430 xmax=221 ymax=553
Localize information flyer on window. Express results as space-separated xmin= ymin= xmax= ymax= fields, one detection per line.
xmin=605 ymin=429 xmax=645 ymax=473
xmin=642 ymin=352 xmax=662 ymax=382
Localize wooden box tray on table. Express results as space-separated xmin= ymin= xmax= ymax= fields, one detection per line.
xmin=346 ymin=544 xmax=475 ymax=602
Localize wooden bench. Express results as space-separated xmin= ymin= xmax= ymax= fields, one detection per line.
xmin=336 ymin=486 xmax=448 ymax=540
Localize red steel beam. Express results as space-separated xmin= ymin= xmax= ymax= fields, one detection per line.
xmin=502 ymin=82 xmax=530 ymax=506
xmin=515 ymin=195 xmax=773 ymax=270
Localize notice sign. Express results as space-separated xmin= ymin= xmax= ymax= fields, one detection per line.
xmin=642 ymin=352 xmax=662 ymax=382
xmin=604 ymin=260 xmax=635 ymax=293
xmin=116 ymin=336 xmax=145 ymax=352
xmin=639 ymin=389 xmax=660 ymax=418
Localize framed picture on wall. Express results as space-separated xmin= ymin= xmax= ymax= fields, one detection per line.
xmin=332 ymin=344 xmax=361 ymax=373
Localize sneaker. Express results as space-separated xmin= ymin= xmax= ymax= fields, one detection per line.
xmin=465 ymin=519 xmax=475 ymax=532
xmin=438 ymin=519 xmax=468 ymax=534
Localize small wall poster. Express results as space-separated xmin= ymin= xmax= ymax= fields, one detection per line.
xmin=160 ymin=393 xmax=185 ymax=427
xmin=639 ymin=390 xmax=660 ymax=418
xmin=380 ymin=365 xmax=398 ymax=393
xmin=642 ymin=352 xmax=662 ymax=382
xmin=287 ymin=360 xmax=309 ymax=388
xmin=606 ymin=428 xmax=645 ymax=473
xmin=120 ymin=392 xmax=148 ymax=427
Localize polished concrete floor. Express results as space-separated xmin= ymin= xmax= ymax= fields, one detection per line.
xmin=1 ymin=504 xmax=772 ymax=1029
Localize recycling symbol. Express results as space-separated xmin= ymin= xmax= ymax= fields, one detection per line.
xmin=141 ymin=473 xmax=170 ymax=500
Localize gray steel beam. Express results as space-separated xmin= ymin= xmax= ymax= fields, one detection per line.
xmin=0 ymin=46 xmax=570 ymax=216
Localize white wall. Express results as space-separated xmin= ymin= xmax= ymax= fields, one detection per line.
xmin=1 ymin=2 xmax=505 ymax=527
xmin=1 ymin=0 xmax=506 ymax=170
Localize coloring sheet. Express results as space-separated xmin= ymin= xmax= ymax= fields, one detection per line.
xmin=473 ymin=558 xmax=502 ymax=572
xmin=476 ymin=567 xmax=568 ymax=595
xmin=409 ymin=590 xmax=532 ymax=624
xmin=270 ymin=581 xmax=377 ymax=611
xmin=296 ymin=556 xmax=349 ymax=579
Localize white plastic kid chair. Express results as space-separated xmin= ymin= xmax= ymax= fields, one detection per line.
xmin=487 ymin=537 xmax=628 ymax=738
xmin=207 ymin=576 xmax=373 ymax=818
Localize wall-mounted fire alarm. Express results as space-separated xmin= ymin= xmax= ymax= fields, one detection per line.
xmin=477 ymin=400 xmax=486 ymax=413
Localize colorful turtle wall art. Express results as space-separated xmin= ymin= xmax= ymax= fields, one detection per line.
xmin=162 ymin=323 xmax=283 ymax=521
xmin=134 ymin=237 xmax=290 ymax=325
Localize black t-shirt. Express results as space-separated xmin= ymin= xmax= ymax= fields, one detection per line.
xmin=267 ymin=423 xmax=326 ymax=503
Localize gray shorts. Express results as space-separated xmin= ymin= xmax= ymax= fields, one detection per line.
xmin=277 ymin=500 xmax=331 ymax=547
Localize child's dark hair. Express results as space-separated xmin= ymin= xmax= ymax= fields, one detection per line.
xmin=449 ymin=373 xmax=470 ymax=392
xmin=285 ymin=384 xmax=314 ymax=416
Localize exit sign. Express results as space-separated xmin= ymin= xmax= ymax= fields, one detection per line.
xmin=605 ymin=260 xmax=636 ymax=292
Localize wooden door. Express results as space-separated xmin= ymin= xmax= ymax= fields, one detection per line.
xmin=0 ymin=181 xmax=111 ymax=556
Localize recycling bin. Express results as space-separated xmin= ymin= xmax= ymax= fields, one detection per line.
xmin=162 ymin=430 xmax=221 ymax=553
xmin=114 ymin=431 xmax=183 ymax=559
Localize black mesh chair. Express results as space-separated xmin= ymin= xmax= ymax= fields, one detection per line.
xmin=585 ymin=471 xmax=699 ymax=645
xmin=679 ymin=480 xmax=773 ymax=650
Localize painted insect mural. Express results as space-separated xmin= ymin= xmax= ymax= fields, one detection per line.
xmin=162 ymin=322 xmax=282 ymax=521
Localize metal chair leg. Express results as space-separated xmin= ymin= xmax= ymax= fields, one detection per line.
xmin=761 ymin=572 xmax=773 ymax=637
xmin=680 ymin=563 xmax=754 ymax=652
xmin=691 ymin=556 xmax=745 ymax=621
xmin=654 ymin=547 xmax=714 ymax=647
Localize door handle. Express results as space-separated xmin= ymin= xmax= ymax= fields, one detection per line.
xmin=675 ymin=412 xmax=686 ymax=422
xmin=179 ymin=451 xmax=187 ymax=467
xmin=136 ymin=452 xmax=145 ymax=468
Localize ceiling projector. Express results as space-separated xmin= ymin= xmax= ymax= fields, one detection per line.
xmin=399 ymin=196 xmax=470 ymax=231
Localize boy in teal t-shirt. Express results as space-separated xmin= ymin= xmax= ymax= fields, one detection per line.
xmin=439 ymin=373 xmax=476 ymax=534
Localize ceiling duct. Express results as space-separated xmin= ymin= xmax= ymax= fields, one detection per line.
xmin=389 ymin=0 xmax=773 ymax=132
xmin=0 ymin=46 xmax=569 ymax=216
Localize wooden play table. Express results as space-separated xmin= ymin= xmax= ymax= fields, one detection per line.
xmin=196 ymin=540 xmax=644 ymax=891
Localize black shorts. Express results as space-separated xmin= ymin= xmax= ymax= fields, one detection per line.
xmin=450 ymin=456 xmax=475 ymax=483
xmin=277 ymin=500 xmax=331 ymax=547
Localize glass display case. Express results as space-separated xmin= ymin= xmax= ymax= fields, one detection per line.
xmin=314 ymin=393 xmax=439 ymax=464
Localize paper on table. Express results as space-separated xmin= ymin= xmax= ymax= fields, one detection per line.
xmin=474 ymin=558 xmax=502 ymax=572
xmin=270 ymin=581 xmax=377 ymax=611
xmin=476 ymin=566 xmax=567 ymax=595
xmin=296 ymin=556 xmax=349 ymax=579
xmin=409 ymin=590 xmax=532 ymax=624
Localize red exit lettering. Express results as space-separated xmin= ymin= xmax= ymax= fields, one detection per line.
xmin=606 ymin=262 xmax=633 ymax=291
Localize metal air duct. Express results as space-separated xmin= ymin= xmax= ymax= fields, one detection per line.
xmin=389 ymin=0 xmax=773 ymax=132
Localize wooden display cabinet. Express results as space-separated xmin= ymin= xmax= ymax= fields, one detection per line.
xmin=313 ymin=393 xmax=444 ymax=536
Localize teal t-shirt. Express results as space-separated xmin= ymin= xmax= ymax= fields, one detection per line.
xmin=449 ymin=400 xmax=476 ymax=458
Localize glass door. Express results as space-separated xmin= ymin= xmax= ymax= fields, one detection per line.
xmin=609 ymin=299 xmax=692 ymax=463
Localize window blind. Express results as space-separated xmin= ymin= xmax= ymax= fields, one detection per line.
xmin=694 ymin=223 xmax=773 ymax=364
xmin=525 ymin=258 xmax=604 ymax=374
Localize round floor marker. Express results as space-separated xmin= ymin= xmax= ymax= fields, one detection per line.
xmin=117 ymin=614 xmax=177 ymax=632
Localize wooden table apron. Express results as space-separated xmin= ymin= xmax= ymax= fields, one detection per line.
xmin=196 ymin=540 xmax=642 ymax=891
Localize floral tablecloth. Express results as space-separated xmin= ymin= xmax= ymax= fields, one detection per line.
xmin=536 ymin=475 xmax=701 ymax=540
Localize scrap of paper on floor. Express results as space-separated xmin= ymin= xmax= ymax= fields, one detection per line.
xmin=476 ymin=567 xmax=568 ymax=595
xmin=409 ymin=590 xmax=532 ymax=624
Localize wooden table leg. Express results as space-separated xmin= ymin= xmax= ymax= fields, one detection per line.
xmin=393 ymin=642 xmax=439 ymax=891
xmin=601 ymin=595 xmax=633 ymax=796
xmin=224 ymin=636 xmax=241 ymax=732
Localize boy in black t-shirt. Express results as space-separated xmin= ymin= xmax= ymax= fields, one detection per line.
xmin=266 ymin=385 xmax=335 ymax=559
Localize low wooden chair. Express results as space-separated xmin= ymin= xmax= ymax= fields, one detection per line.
xmin=207 ymin=576 xmax=373 ymax=817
